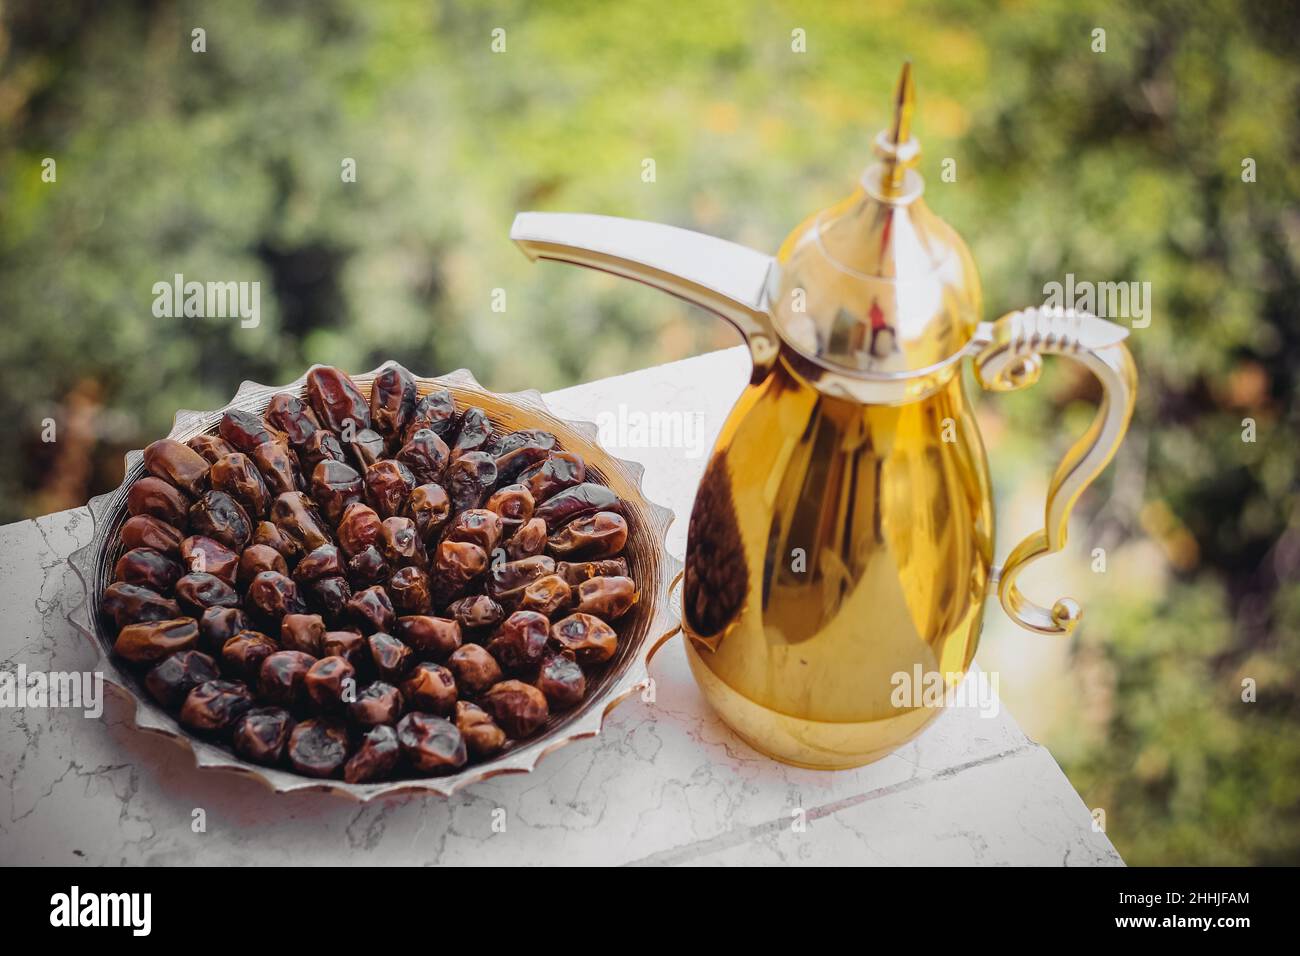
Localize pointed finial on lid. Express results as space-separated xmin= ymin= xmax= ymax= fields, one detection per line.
xmin=874 ymin=60 xmax=921 ymax=195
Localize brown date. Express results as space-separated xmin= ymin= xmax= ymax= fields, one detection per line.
xmin=482 ymin=680 xmax=550 ymax=738
xmin=102 ymin=582 xmax=180 ymax=631
xmin=270 ymin=491 xmax=332 ymax=552
xmin=145 ymin=650 xmax=219 ymax=709
xmin=344 ymin=724 xmax=400 ymax=783
xmin=486 ymin=554 xmax=555 ymax=604
xmin=444 ymin=451 xmax=497 ymax=512
xmin=491 ymin=429 xmax=557 ymax=483
xmin=367 ymin=631 xmax=412 ymax=681
xmin=485 ymin=484 xmax=534 ymax=535
xmin=535 ymin=482 xmax=622 ymax=531
xmin=396 ymin=429 xmax=450 ymax=486
xmin=310 ymin=459 xmax=363 ymax=524
xmin=175 ymin=572 xmax=241 ymax=614
xmin=120 ymin=514 xmax=184 ymax=558
xmin=345 ymin=545 xmax=390 ymax=588
xmin=265 ymin=392 xmax=321 ymax=447
xmin=369 ymin=364 xmax=417 ymax=444
xmin=252 ymin=440 xmax=302 ymax=497
xmin=114 ymin=617 xmax=199 ymax=663
xmin=395 ymin=712 xmax=466 ymax=773
xmin=404 ymin=482 xmax=451 ymax=543
xmin=209 ymin=452 xmax=270 ymax=519
xmin=401 ymin=662 xmax=457 ymax=716
xmin=143 ymin=438 xmax=210 ymax=498
xmin=233 ymin=706 xmax=294 ymax=765
xmin=576 ymin=575 xmax=639 ymax=621
xmin=306 ymin=366 xmax=371 ymax=433
xmin=450 ymin=407 xmax=491 ymax=459
xmin=287 ymin=717 xmax=350 ymax=778
xmin=246 ymin=570 xmax=307 ymax=621
xmin=446 ymin=595 xmax=504 ymax=634
xmin=432 ymin=540 xmax=489 ymax=605
xmin=446 ymin=643 xmax=502 ymax=696
xmin=486 ymin=610 xmax=550 ymax=671
xmin=336 ymin=500 xmax=382 ymax=557
xmin=259 ymin=650 xmax=317 ymax=709
xmin=349 ymin=681 xmax=404 ymax=727
xmin=549 ymin=612 xmax=618 ymax=664
xmin=445 ymin=508 xmax=503 ymax=554
xmin=521 ymin=451 xmax=586 ymax=503
xmin=220 ymin=630 xmax=280 ymax=681
xmin=364 ymin=459 xmax=415 ymax=518
xmin=198 ymin=606 xmax=247 ymax=653
xmin=346 ymin=428 xmax=386 ymax=471
xmin=304 ymin=655 xmax=356 ymax=712
xmin=403 ymin=389 xmax=456 ymax=443
xmin=189 ymin=490 xmax=252 ymax=552
xmin=311 ymin=576 xmax=354 ymax=624
xmin=280 ymin=613 xmax=326 ymax=655
xmin=380 ymin=516 xmax=426 ymax=569
xmin=388 ymin=566 xmax=432 ymax=615
xmin=293 ymin=544 xmax=344 ymax=584
xmin=506 ymin=517 xmax=547 ymax=560
xmin=516 ymin=574 xmax=572 ymax=617
xmin=237 ymin=544 xmax=289 ymax=589
xmin=454 ymin=701 xmax=506 ymax=758
xmin=537 ymin=653 xmax=586 ymax=710
xmin=127 ymin=476 xmax=190 ymax=529
xmin=252 ymin=519 xmax=301 ymax=562
xmin=297 ymin=429 xmax=348 ymax=474
xmin=218 ymin=409 xmax=276 ymax=453
xmin=179 ymin=535 xmax=238 ymax=585
xmin=555 ymin=558 xmax=629 ymax=586
xmin=395 ymin=615 xmax=462 ymax=661
xmin=187 ymin=434 xmax=235 ymax=464
xmin=114 ymin=547 xmax=183 ymax=592
xmin=322 ymin=629 xmax=367 ymax=669
xmin=180 ymin=679 xmax=254 ymax=735
xmin=348 ymin=585 xmax=395 ymax=634
xmin=547 ymin=511 xmax=628 ymax=560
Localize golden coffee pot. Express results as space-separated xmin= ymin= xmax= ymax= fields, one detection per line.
xmin=511 ymin=65 xmax=1137 ymax=769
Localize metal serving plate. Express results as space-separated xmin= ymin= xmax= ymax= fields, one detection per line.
xmin=66 ymin=363 xmax=682 ymax=800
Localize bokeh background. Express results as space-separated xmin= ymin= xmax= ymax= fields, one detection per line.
xmin=2 ymin=0 xmax=1297 ymax=864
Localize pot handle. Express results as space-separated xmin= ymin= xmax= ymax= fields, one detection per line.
xmin=511 ymin=212 xmax=781 ymax=382
xmin=974 ymin=306 xmax=1137 ymax=635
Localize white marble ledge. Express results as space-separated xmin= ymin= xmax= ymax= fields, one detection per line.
xmin=0 ymin=347 xmax=1121 ymax=866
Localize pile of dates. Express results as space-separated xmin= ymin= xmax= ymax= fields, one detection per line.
xmin=102 ymin=365 xmax=639 ymax=783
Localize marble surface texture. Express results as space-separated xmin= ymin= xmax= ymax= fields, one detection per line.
xmin=0 ymin=347 xmax=1122 ymax=866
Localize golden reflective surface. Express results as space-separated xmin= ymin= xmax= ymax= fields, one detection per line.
xmin=682 ymin=346 xmax=993 ymax=768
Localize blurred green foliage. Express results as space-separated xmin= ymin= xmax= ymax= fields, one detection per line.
xmin=1 ymin=0 xmax=1297 ymax=863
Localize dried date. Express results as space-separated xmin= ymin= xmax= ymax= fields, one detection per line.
xmin=209 ymin=452 xmax=269 ymax=519
xmin=189 ymin=490 xmax=252 ymax=552
xmin=180 ymin=679 xmax=255 ymax=735
xmin=396 ymin=429 xmax=449 ymax=485
xmin=127 ymin=476 xmax=191 ymax=529
xmin=114 ymin=617 xmax=200 ymax=663
xmin=233 ymin=706 xmax=294 ymax=765
xmin=143 ymin=438 xmax=210 ymax=497
xmin=482 ymin=680 xmax=549 ymax=738
xmin=344 ymin=724 xmax=400 ymax=783
xmin=395 ymin=712 xmax=466 ymax=773
xmin=454 ymin=701 xmax=506 ymax=758
xmin=145 ymin=650 xmax=219 ymax=709
xmin=120 ymin=514 xmax=184 ymax=558
xmin=306 ymin=366 xmax=371 ymax=433
xmin=102 ymin=582 xmax=180 ymax=631
xmin=287 ymin=717 xmax=350 ymax=777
